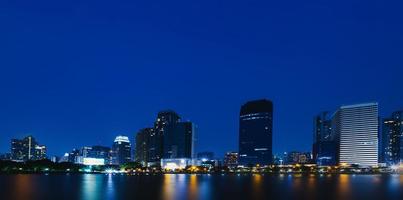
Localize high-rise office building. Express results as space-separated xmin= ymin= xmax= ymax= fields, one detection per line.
xmin=313 ymin=112 xmax=337 ymax=166
xmin=111 ymin=135 xmax=132 ymax=165
xmin=89 ymin=146 xmax=111 ymax=164
xmin=149 ymin=111 xmax=181 ymax=165
xmin=11 ymin=136 xmax=47 ymax=161
xmin=381 ymin=111 xmax=403 ymax=165
xmin=135 ymin=128 xmax=153 ymax=166
xmin=163 ymin=121 xmax=196 ymax=159
xmin=335 ymin=103 xmax=379 ymax=167
xmin=238 ymin=99 xmax=273 ymax=166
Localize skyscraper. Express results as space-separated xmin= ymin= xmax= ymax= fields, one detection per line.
xmin=163 ymin=121 xmax=196 ymax=159
xmin=111 ymin=135 xmax=132 ymax=165
xmin=149 ymin=111 xmax=181 ymax=165
xmin=238 ymin=99 xmax=273 ymax=166
xmin=381 ymin=111 xmax=403 ymax=165
xmin=335 ymin=103 xmax=379 ymax=167
xmin=313 ymin=112 xmax=337 ymax=166
xmin=135 ymin=128 xmax=153 ymax=166
xmin=11 ymin=135 xmax=47 ymax=161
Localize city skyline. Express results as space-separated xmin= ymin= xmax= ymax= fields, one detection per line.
xmin=2 ymin=100 xmax=403 ymax=159
xmin=1 ymin=1 xmax=403 ymax=158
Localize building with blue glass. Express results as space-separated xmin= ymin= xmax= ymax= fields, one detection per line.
xmin=238 ymin=99 xmax=273 ymax=166
xmin=381 ymin=111 xmax=403 ymax=166
xmin=313 ymin=112 xmax=337 ymax=166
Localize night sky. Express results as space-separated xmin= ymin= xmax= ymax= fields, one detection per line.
xmin=1 ymin=0 xmax=402 ymax=158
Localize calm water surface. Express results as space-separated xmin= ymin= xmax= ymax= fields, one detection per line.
xmin=0 ymin=174 xmax=402 ymax=200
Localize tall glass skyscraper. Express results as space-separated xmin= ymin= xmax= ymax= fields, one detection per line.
xmin=135 ymin=128 xmax=153 ymax=166
xmin=381 ymin=111 xmax=403 ymax=165
xmin=149 ymin=111 xmax=181 ymax=165
xmin=163 ymin=121 xmax=196 ymax=159
xmin=313 ymin=112 xmax=337 ymax=166
xmin=238 ymin=99 xmax=273 ymax=166
xmin=111 ymin=135 xmax=131 ymax=165
xmin=335 ymin=103 xmax=379 ymax=167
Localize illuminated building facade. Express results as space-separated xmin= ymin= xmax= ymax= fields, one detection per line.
xmin=335 ymin=103 xmax=379 ymax=167
xmin=285 ymin=151 xmax=312 ymax=164
xmin=238 ymin=99 xmax=273 ymax=166
xmin=313 ymin=112 xmax=337 ymax=166
xmin=381 ymin=111 xmax=403 ymax=165
xmin=11 ymin=135 xmax=47 ymax=161
xmin=111 ymin=135 xmax=132 ymax=165
xmin=224 ymin=152 xmax=238 ymax=167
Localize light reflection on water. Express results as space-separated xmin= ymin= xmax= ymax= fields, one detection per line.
xmin=80 ymin=174 xmax=102 ymax=200
xmin=13 ymin=175 xmax=34 ymax=200
xmin=1 ymin=174 xmax=401 ymax=200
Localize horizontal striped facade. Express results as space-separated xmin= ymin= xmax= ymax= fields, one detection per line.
xmin=337 ymin=103 xmax=379 ymax=167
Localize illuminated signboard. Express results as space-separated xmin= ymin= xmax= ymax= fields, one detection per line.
xmin=83 ymin=158 xmax=105 ymax=166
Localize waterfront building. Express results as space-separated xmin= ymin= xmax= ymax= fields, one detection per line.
xmin=381 ymin=111 xmax=403 ymax=165
xmin=11 ymin=136 xmax=47 ymax=161
xmin=161 ymin=158 xmax=192 ymax=171
xmin=238 ymin=99 xmax=273 ymax=166
xmin=163 ymin=121 xmax=196 ymax=159
xmin=313 ymin=112 xmax=337 ymax=166
xmin=285 ymin=151 xmax=312 ymax=164
xmin=89 ymin=146 xmax=111 ymax=164
xmin=335 ymin=103 xmax=379 ymax=167
xmin=111 ymin=135 xmax=132 ymax=165
xmin=135 ymin=128 xmax=153 ymax=166
xmin=149 ymin=111 xmax=181 ymax=165
xmin=224 ymin=152 xmax=238 ymax=167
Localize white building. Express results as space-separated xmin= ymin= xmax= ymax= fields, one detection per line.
xmin=335 ymin=103 xmax=379 ymax=167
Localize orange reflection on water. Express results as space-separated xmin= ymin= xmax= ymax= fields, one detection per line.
xmin=252 ymin=174 xmax=263 ymax=199
xmin=337 ymin=174 xmax=351 ymax=199
xmin=188 ymin=175 xmax=198 ymax=200
xmin=162 ymin=174 xmax=176 ymax=200
xmin=307 ymin=174 xmax=316 ymax=189
xmin=291 ymin=174 xmax=302 ymax=190
xmin=13 ymin=175 xmax=34 ymax=200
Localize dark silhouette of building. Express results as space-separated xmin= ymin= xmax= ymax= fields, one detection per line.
xmin=382 ymin=111 xmax=403 ymax=166
xmin=312 ymin=112 xmax=337 ymax=166
xmin=135 ymin=128 xmax=153 ymax=166
xmin=11 ymin=135 xmax=47 ymax=161
xmin=149 ymin=111 xmax=181 ymax=165
xmin=163 ymin=121 xmax=196 ymax=159
xmin=111 ymin=135 xmax=131 ymax=165
xmin=238 ymin=99 xmax=273 ymax=166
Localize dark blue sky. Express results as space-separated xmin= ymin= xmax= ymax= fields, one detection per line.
xmin=1 ymin=0 xmax=402 ymax=158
